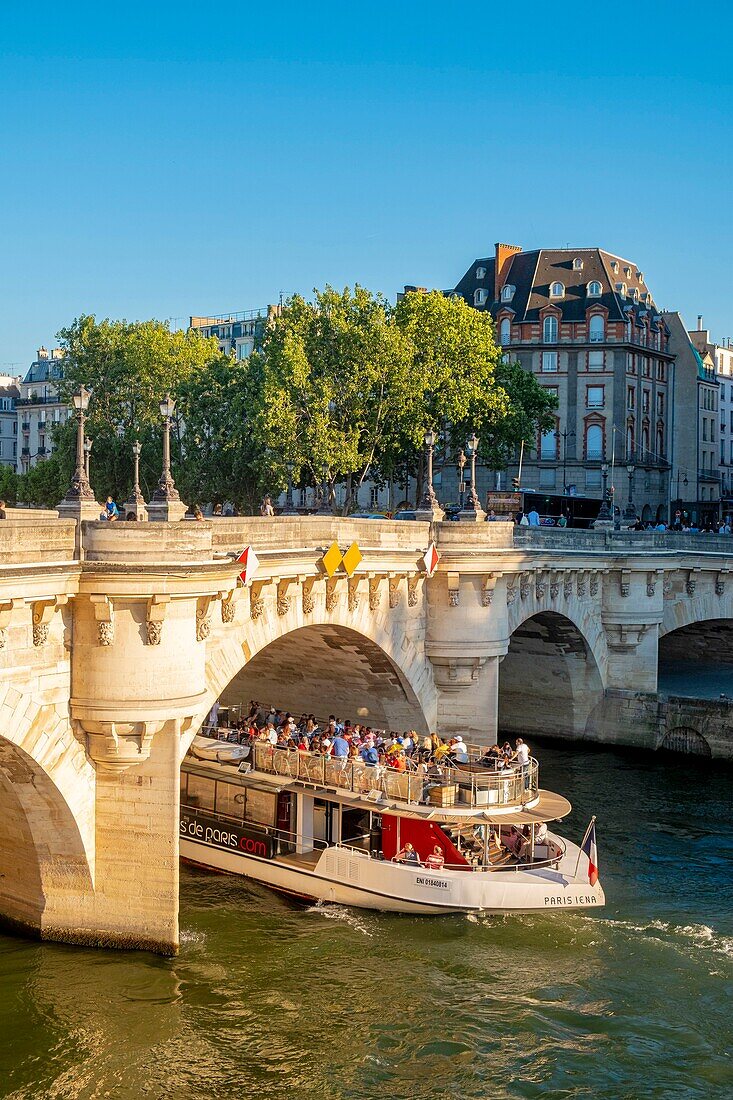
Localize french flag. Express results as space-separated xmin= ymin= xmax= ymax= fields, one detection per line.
xmin=581 ymin=818 xmax=599 ymax=887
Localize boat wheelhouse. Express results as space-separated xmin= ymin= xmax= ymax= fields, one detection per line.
xmin=180 ymin=734 xmax=605 ymax=915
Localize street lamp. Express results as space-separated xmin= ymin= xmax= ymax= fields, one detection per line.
xmin=83 ymin=437 xmax=92 ymax=480
xmin=150 ymin=394 xmax=181 ymax=505
xmin=62 ymin=386 xmax=95 ymax=502
xmin=623 ymin=462 xmax=637 ymax=525
xmin=419 ymin=428 xmax=440 ymax=510
xmin=456 ymin=449 xmax=466 ymax=509
xmin=597 ymin=461 xmax=612 ymax=521
xmin=464 ymin=433 xmax=482 ymax=511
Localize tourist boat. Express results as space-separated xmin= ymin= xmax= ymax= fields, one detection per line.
xmin=179 ymin=733 xmax=605 ymax=915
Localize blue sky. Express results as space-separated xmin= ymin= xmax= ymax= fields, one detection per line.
xmin=0 ymin=1 xmax=731 ymax=370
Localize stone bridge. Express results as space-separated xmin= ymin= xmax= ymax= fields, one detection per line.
xmin=0 ymin=515 xmax=731 ymax=954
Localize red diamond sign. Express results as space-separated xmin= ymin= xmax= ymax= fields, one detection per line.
xmin=236 ymin=546 xmax=260 ymax=586
xmin=422 ymin=542 xmax=440 ymax=577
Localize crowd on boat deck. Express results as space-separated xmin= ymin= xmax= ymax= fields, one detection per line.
xmin=206 ymin=700 xmax=532 ymax=774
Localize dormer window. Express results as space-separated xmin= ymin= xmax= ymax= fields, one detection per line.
xmin=630 ymin=288 xmax=639 ymax=302
xmin=611 ymin=261 xmax=619 ymax=274
xmin=573 ymin=257 xmax=584 ymax=271
xmin=501 ymin=284 xmax=515 ymax=302
xmin=624 ymin=266 xmax=632 ymax=278
xmin=616 ymin=281 xmax=627 ymax=296
xmin=638 ymin=272 xmax=644 ymax=284
xmin=474 ymin=288 xmax=489 ymax=307
xmin=550 ymin=281 xmax=565 ymax=299
xmin=476 ymin=266 xmax=486 ymax=280
xmin=587 ymin=280 xmax=602 ymax=297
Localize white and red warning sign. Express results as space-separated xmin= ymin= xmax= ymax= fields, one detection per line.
xmin=236 ymin=546 xmax=260 ymax=586
xmin=422 ymin=542 xmax=440 ymax=577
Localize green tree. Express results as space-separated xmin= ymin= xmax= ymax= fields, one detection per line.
xmin=254 ymin=287 xmax=413 ymax=512
xmin=175 ymin=355 xmax=273 ymax=514
xmin=0 ymin=465 xmax=18 ymax=505
xmin=54 ymin=315 xmax=223 ymax=503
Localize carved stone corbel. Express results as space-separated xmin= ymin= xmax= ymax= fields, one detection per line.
xmin=620 ymin=570 xmax=631 ymax=597
xmin=276 ymin=577 xmax=297 ymax=617
xmin=506 ymin=582 xmax=517 ymax=605
xmin=407 ymin=574 xmax=420 ymax=608
xmin=535 ymin=571 xmax=546 ymax=600
xmin=482 ymin=573 xmax=498 ymax=607
xmin=348 ymin=576 xmax=361 ymax=613
xmin=447 ymin=572 xmax=460 ymax=608
xmin=605 ymin=623 xmax=651 ymax=652
xmin=325 ymin=576 xmax=339 ymax=612
xmin=31 ymin=595 xmax=68 ymax=648
xmin=77 ymin=718 xmax=166 ymax=769
xmin=146 ymin=594 xmax=170 ymax=645
xmin=519 ymin=572 xmax=530 ymax=600
xmin=686 ymin=569 xmax=700 ymax=597
xmin=549 ymin=571 xmax=560 ymax=600
xmin=388 ymin=575 xmax=402 ymax=609
xmin=302 ymin=576 xmax=317 ymax=615
xmin=0 ymin=598 xmax=21 ymax=650
xmin=590 ymin=571 xmax=600 ymax=598
xmin=663 ymin=573 xmax=674 ymax=597
xmin=91 ymin=595 xmax=115 ymax=646
xmin=716 ymin=570 xmax=729 ymax=596
xmin=196 ymin=595 xmax=216 ymax=640
xmin=249 ymin=579 xmax=268 ymax=621
xmin=220 ymin=589 xmax=238 ymax=623
xmin=576 ymin=571 xmax=587 ymax=598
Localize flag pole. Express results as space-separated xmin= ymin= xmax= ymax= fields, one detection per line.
xmin=574 ymin=814 xmax=597 ymax=878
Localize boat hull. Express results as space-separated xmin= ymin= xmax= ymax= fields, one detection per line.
xmin=180 ymin=835 xmax=605 ymax=915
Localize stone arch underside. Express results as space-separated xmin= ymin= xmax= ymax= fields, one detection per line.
xmin=498 ymin=611 xmax=605 ymax=741
xmin=0 ymin=738 xmax=94 ymax=937
xmin=658 ymin=618 xmax=733 ymax=698
xmin=217 ymin=624 xmax=431 ymax=734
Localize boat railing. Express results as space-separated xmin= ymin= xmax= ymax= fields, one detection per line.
xmin=249 ymin=742 xmax=538 ymax=808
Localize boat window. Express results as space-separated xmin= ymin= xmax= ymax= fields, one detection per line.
xmin=244 ymin=787 xmax=277 ymax=827
xmin=215 ymin=780 xmax=245 ymax=821
xmin=186 ymin=773 xmax=216 ymax=812
xmin=180 ymin=771 xmax=188 ymax=801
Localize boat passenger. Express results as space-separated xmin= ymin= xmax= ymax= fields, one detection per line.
xmin=330 ymin=732 xmax=350 ymax=758
xmin=424 ymin=845 xmax=445 ymax=871
xmin=450 ymin=736 xmax=469 ymax=764
xmin=360 ymin=743 xmax=379 ymax=766
xmin=393 ymin=842 xmax=420 ymax=865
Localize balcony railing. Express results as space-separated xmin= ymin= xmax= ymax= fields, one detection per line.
xmin=699 ymin=468 xmax=722 ymax=482
xmin=21 ymin=423 xmax=30 ymax=432
xmin=250 ymin=742 xmax=539 ymax=810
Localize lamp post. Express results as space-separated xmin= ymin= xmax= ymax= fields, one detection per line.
xmin=147 ymin=394 xmax=186 ymax=521
xmin=596 ymin=461 xmax=613 ymax=523
xmin=561 ymin=428 xmax=575 ymax=495
xmin=282 ymin=461 xmax=298 ymax=515
xmin=62 ymin=386 xmax=95 ymax=503
xmin=83 ymin=437 xmax=92 ymax=480
xmin=623 ymin=462 xmax=637 ymax=525
xmin=457 ymin=449 xmax=466 ymax=509
xmin=464 ymin=433 xmax=481 ymax=510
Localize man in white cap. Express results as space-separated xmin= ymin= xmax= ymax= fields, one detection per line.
xmin=450 ymin=736 xmax=469 ymax=764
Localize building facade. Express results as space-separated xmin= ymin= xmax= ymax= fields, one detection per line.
xmin=0 ymin=376 xmax=20 ymax=471
xmin=663 ymin=312 xmax=720 ymax=524
xmin=689 ymin=321 xmax=733 ymax=518
xmin=189 ymin=308 xmax=272 ymax=359
xmin=16 ymin=348 xmax=69 ymax=472
xmin=450 ymin=243 xmax=675 ymax=522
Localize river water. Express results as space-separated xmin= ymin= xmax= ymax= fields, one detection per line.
xmin=0 ymin=741 xmax=730 ymax=1100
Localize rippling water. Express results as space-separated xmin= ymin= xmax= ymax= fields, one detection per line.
xmin=0 ymin=742 xmax=731 ymax=1099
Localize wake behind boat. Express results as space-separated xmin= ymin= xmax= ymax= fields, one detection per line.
xmin=179 ymin=724 xmax=605 ymax=916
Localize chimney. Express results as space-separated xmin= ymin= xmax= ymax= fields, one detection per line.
xmin=697 ymin=315 xmax=703 ymax=331
xmin=494 ymin=243 xmax=522 ymax=302
xmin=37 ymin=346 xmax=48 ymax=360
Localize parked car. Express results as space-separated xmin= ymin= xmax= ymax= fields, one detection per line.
xmin=350 ymin=512 xmax=388 ymax=519
xmin=394 ymin=510 xmax=418 ymax=521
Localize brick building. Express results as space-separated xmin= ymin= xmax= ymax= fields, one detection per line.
xmin=450 ymin=243 xmax=674 ymax=522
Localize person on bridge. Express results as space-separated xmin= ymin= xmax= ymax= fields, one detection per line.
xmin=260 ymin=495 xmax=275 ymax=516
xmin=527 ymin=508 xmax=540 ymax=526
xmin=105 ymin=496 xmax=119 ymax=520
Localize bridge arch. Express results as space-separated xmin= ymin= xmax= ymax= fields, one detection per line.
xmin=196 ymin=601 xmax=436 ymax=752
xmin=0 ymin=734 xmax=94 ymax=937
xmin=498 ymin=610 xmax=606 ymax=742
xmin=658 ymin=616 xmax=733 ymax=700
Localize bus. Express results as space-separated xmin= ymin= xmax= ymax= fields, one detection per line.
xmin=485 ymin=490 xmax=603 ymax=529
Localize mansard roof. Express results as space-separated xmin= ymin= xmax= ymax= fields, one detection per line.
xmin=452 ymin=246 xmax=666 ymax=331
